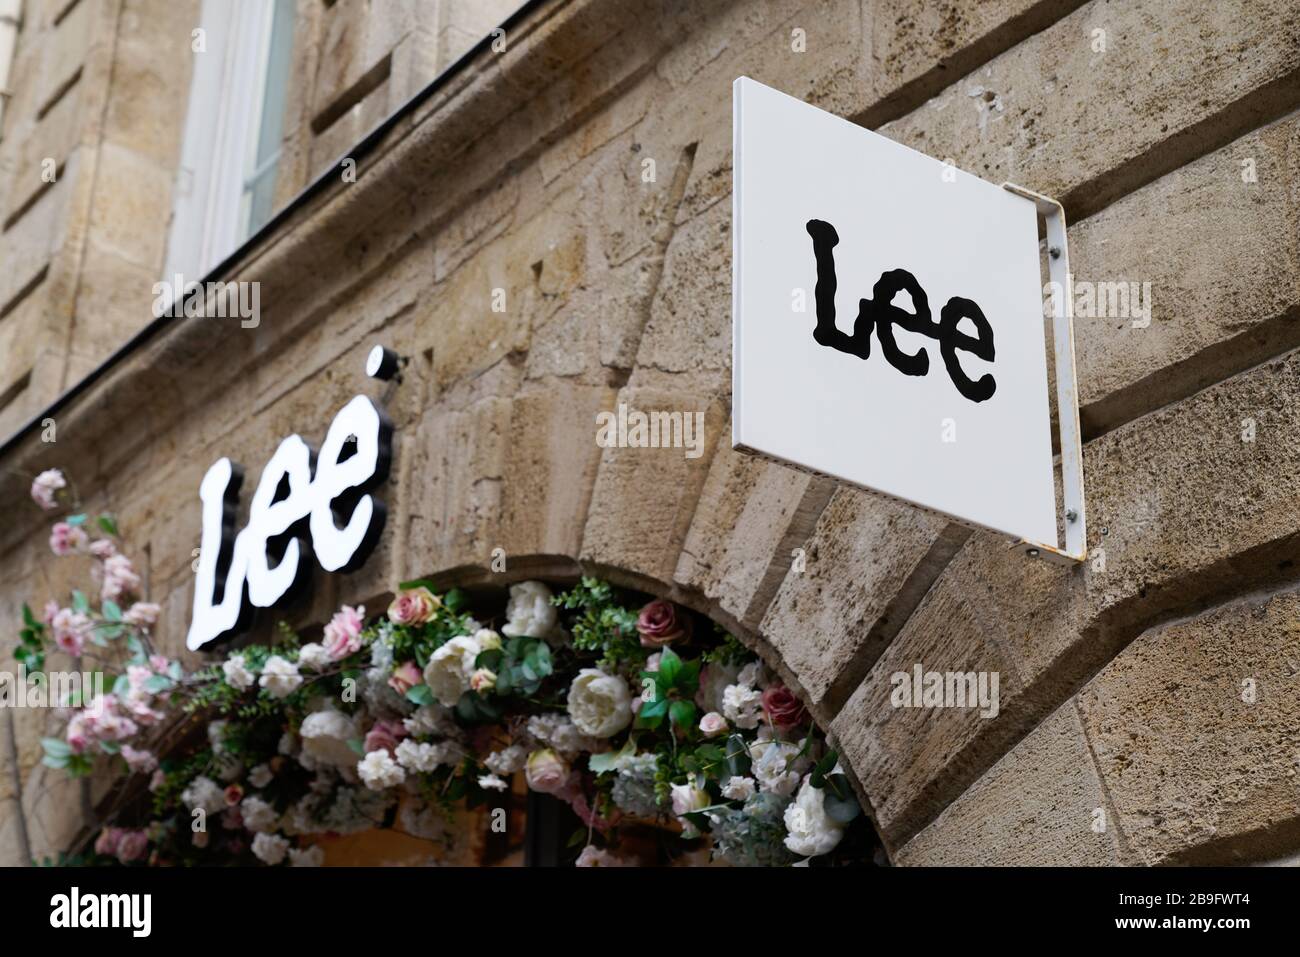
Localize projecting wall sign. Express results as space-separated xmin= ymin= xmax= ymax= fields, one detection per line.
xmin=186 ymin=351 xmax=396 ymax=651
xmin=732 ymin=77 xmax=1086 ymax=559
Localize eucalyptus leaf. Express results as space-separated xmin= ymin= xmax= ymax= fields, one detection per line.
xmin=405 ymin=684 xmax=434 ymax=706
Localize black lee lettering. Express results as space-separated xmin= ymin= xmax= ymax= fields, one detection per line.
xmin=804 ymin=219 xmax=996 ymax=403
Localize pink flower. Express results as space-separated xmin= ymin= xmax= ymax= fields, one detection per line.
xmin=49 ymin=522 xmax=88 ymax=556
xmin=524 ymin=749 xmax=570 ymax=795
xmin=149 ymin=769 xmax=166 ymax=792
xmin=386 ymin=587 xmax=440 ymax=626
xmin=42 ymin=600 xmax=59 ymax=625
xmin=88 ymin=539 xmax=116 ymax=560
xmin=94 ymin=827 xmax=122 ymax=857
xmin=470 ymin=668 xmax=497 ymax=693
xmin=363 ymin=719 xmax=407 ymax=756
xmin=760 ymin=684 xmax=808 ymax=729
xmin=121 ymin=745 xmax=158 ymax=774
xmin=224 ymin=784 xmax=244 ymax=806
xmin=124 ymin=602 xmax=161 ymax=628
xmin=149 ymin=654 xmax=170 ymax=673
xmin=635 ymin=600 xmax=692 ymax=648
xmin=66 ymin=713 xmax=91 ymax=754
xmin=387 ymin=661 xmax=422 ymax=696
xmin=101 ymin=554 xmax=141 ymax=603
xmin=30 ymin=469 xmax=65 ymax=510
xmin=323 ymin=605 xmax=365 ymax=660
xmin=115 ymin=830 xmax=149 ymax=864
xmin=51 ymin=608 xmax=89 ymax=656
xmin=699 ymin=712 xmax=728 ymax=738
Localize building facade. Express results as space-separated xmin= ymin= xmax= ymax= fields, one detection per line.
xmin=1 ymin=0 xmax=1299 ymax=866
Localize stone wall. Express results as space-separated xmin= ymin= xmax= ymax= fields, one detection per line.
xmin=1 ymin=0 xmax=1299 ymax=865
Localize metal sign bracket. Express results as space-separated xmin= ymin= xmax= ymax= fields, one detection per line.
xmin=1001 ymin=182 xmax=1087 ymax=565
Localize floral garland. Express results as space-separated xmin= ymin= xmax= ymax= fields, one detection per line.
xmin=16 ymin=470 xmax=870 ymax=867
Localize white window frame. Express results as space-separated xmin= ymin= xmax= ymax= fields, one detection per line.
xmin=164 ymin=0 xmax=291 ymax=281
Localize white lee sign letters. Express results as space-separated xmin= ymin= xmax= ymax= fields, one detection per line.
xmin=732 ymin=77 xmax=1057 ymax=546
xmin=187 ymin=394 xmax=393 ymax=651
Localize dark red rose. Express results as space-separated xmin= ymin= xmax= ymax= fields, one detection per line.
xmin=761 ymin=684 xmax=808 ymax=729
xmin=636 ymin=600 xmax=692 ymax=648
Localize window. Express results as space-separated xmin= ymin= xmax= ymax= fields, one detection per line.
xmin=164 ymin=0 xmax=296 ymax=280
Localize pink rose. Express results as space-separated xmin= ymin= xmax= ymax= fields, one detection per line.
xmin=363 ymin=719 xmax=408 ymax=756
xmin=30 ymin=469 xmax=65 ymax=510
xmin=524 ymin=749 xmax=570 ymax=795
xmin=760 ymin=684 xmax=809 ymax=729
xmin=94 ymin=827 xmax=122 ymax=857
xmin=635 ymin=600 xmax=692 ymax=648
xmin=115 ymin=830 xmax=149 ymax=864
xmin=387 ymin=661 xmax=423 ymax=696
xmin=386 ymin=587 xmax=440 ymax=626
xmin=49 ymin=522 xmax=88 ymax=556
xmin=699 ymin=712 xmax=728 ymax=738
xmin=323 ymin=605 xmax=365 ymax=660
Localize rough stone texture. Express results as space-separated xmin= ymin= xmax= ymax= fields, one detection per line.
xmin=835 ymin=345 xmax=1300 ymax=849
xmin=895 ymin=704 xmax=1124 ymax=866
xmin=1078 ymin=590 xmax=1300 ymax=865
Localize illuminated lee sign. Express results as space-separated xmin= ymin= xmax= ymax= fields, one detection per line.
xmin=187 ymin=392 xmax=393 ymax=651
xmin=731 ymin=77 xmax=1059 ymax=548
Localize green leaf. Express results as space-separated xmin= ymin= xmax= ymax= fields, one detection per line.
xmin=533 ymin=643 xmax=552 ymax=675
xmin=143 ymin=675 xmax=173 ymax=694
xmin=589 ymin=740 xmax=636 ymax=775
xmin=112 ymin=674 xmax=131 ymax=697
xmin=101 ymin=600 xmax=122 ymax=622
xmin=669 ymin=699 xmax=697 ymax=730
xmin=397 ymin=577 xmax=437 ymax=591
xmin=657 ymin=646 xmax=682 ymax=687
xmin=71 ymin=591 xmax=89 ymax=614
xmin=810 ymin=749 xmax=839 ymax=789
xmin=635 ymin=698 xmax=669 ymax=729
xmin=566 ymin=828 xmax=588 ymax=849
xmin=444 ymin=588 xmax=467 ymax=613
xmin=823 ymin=785 xmax=861 ymax=825
xmin=65 ymin=514 xmax=87 ymax=527
xmin=41 ymin=737 xmax=71 ymax=758
xmin=724 ymin=734 xmax=752 ymax=779
xmin=96 ymin=514 xmax=120 ymax=537
xmin=347 ymin=738 xmax=366 ymax=755
xmin=475 ymin=648 xmax=503 ymax=672
xmin=21 ymin=603 xmax=38 ymax=629
xmin=99 ymin=741 xmax=121 ymax=756
xmin=405 ymin=684 xmax=434 ymax=706
xmin=42 ymin=753 xmax=69 ymax=770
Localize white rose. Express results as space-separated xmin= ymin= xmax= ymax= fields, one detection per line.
xmin=394 ymin=739 xmax=450 ymax=773
xmin=299 ymin=709 xmax=360 ymax=769
xmin=783 ymin=776 xmax=846 ymax=858
xmin=722 ymin=776 xmax=756 ymax=801
xmin=566 ymin=669 xmax=632 ymax=738
xmin=357 ymin=749 xmax=406 ymax=790
xmin=241 ymin=796 xmax=279 ymax=833
xmin=722 ymin=683 xmax=763 ymax=729
xmin=501 ymin=581 xmax=557 ymax=639
xmin=259 ymin=655 xmax=302 ymax=699
xmin=248 ymin=764 xmax=273 ymax=789
xmin=251 ymin=832 xmax=290 ymax=866
xmin=423 ymin=635 xmax=482 ymax=707
xmin=288 ymin=845 xmax=324 ymax=867
xmin=297 ymin=643 xmax=332 ymax=671
xmin=180 ymin=775 xmax=225 ymax=814
xmin=222 ymin=654 xmax=255 ymax=690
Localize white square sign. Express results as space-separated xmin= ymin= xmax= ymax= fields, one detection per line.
xmin=732 ymin=77 xmax=1057 ymax=547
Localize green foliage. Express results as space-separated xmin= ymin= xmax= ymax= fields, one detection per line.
xmin=701 ymin=628 xmax=749 ymax=666
xmin=553 ymin=577 xmax=641 ymax=667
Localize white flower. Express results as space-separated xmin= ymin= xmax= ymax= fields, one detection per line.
xmin=259 ymin=655 xmax=302 ymax=698
xmin=722 ymin=776 xmax=756 ymax=801
xmin=357 ymin=749 xmax=406 ymax=790
xmin=576 ymin=845 xmax=632 ymax=867
xmin=567 ymin=669 xmax=632 ymax=738
xmin=501 ymin=580 xmax=558 ymax=639
xmin=750 ymin=739 xmax=810 ymax=797
xmin=251 ymin=832 xmax=290 ymax=865
xmin=722 ymin=683 xmax=764 ymax=729
xmin=403 ymin=704 xmax=458 ymax=738
xmin=738 ymin=661 xmax=767 ymax=689
xmin=473 ymin=628 xmax=502 ymax=651
xmin=248 ymin=764 xmax=273 ymax=789
xmin=222 ymin=654 xmax=255 ymax=690
xmin=485 ymin=745 xmax=527 ymax=775
xmin=288 ymin=845 xmax=325 ymax=867
xmin=478 ymin=774 xmax=508 ymax=791
xmin=394 ymin=739 xmax=449 ymax=773
xmin=696 ymin=662 xmax=740 ymax=713
xmin=299 ymin=708 xmax=360 ymax=769
xmin=423 ymin=635 xmax=482 ymax=707
xmin=241 ymin=796 xmax=279 ymax=833
xmin=278 ymin=731 xmax=297 ymax=756
xmin=297 ymin=643 xmax=331 ymax=671
xmin=180 ymin=775 xmax=224 ymax=814
xmin=783 ymin=776 xmax=846 ymax=858
xmin=670 ymin=780 xmax=710 ymax=817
